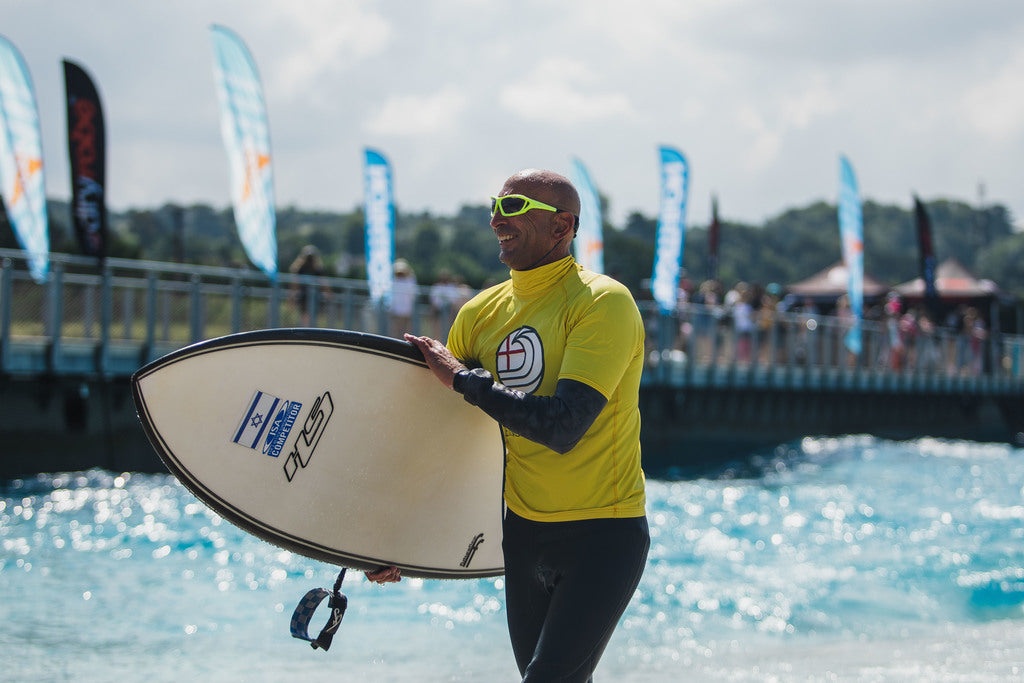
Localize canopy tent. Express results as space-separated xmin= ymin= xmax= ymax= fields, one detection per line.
xmin=892 ymin=258 xmax=1003 ymax=303
xmin=785 ymin=261 xmax=888 ymax=305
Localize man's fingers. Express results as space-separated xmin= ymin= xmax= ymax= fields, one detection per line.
xmin=366 ymin=565 xmax=402 ymax=584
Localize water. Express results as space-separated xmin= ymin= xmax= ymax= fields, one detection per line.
xmin=2 ymin=436 xmax=1023 ymax=682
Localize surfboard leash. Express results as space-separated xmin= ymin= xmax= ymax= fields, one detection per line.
xmin=289 ymin=568 xmax=348 ymax=651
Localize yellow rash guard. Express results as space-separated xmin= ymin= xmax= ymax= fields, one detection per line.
xmin=447 ymin=255 xmax=646 ymax=522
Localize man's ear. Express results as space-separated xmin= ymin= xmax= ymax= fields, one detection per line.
xmin=553 ymin=211 xmax=576 ymax=240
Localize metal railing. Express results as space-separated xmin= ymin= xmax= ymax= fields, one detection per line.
xmin=0 ymin=248 xmax=462 ymax=376
xmin=2 ymin=247 xmax=1023 ymax=384
xmin=640 ymin=300 xmax=1024 ymax=381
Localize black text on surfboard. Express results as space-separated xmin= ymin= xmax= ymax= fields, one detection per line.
xmin=283 ymin=391 xmax=335 ymax=482
xmin=460 ymin=533 xmax=485 ymax=568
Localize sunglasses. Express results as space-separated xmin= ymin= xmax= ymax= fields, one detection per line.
xmin=490 ymin=194 xmax=561 ymax=218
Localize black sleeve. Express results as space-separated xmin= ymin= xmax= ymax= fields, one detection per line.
xmin=452 ymin=368 xmax=608 ymax=454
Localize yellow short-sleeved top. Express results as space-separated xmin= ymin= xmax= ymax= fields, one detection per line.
xmin=447 ymin=255 xmax=646 ymax=522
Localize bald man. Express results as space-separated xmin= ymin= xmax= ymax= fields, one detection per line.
xmin=379 ymin=169 xmax=649 ymax=682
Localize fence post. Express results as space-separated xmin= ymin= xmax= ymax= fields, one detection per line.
xmin=144 ymin=271 xmax=158 ymax=364
xmin=232 ymin=275 xmax=243 ymax=333
xmin=190 ymin=274 xmax=203 ymax=342
xmin=656 ymin=313 xmax=673 ymax=381
xmin=343 ymin=287 xmax=354 ymax=330
xmin=990 ymin=299 xmax=1000 ymax=377
xmin=99 ymin=262 xmax=113 ymax=374
xmin=122 ymin=287 xmax=135 ymax=340
xmin=84 ymin=283 xmax=96 ymax=339
xmin=47 ymin=263 xmax=65 ymax=372
xmin=306 ymin=281 xmax=318 ymax=327
xmin=0 ymin=258 xmax=11 ymax=372
xmin=377 ymin=301 xmax=388 ymax=336
xmin=269 ymin=279 xmax=280 ymax=328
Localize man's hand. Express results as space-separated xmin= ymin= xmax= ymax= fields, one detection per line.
xmin=404 ymin=334 xmax=467 ymax=389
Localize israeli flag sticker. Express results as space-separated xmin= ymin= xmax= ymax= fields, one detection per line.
xmin=233 ymin=390 xmax=281 ymax=449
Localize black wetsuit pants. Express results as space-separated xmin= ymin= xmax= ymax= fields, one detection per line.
xmin=502 ymin=510 xmax=650 ymax=682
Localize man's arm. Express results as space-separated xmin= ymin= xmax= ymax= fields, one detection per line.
xmin=454 ymin=369 xmax=606 ymax=454
xmin=404 ymin=334 xmax=606 ymax=454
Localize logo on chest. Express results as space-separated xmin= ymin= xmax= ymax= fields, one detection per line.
xmin=495 ymin=326 xmax=544 ymax=394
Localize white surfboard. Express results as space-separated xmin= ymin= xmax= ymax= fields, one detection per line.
xmin=131 ymin=329 xmax=505 ymax=579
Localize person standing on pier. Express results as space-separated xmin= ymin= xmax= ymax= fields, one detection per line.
xmin=390 ymin=258 xmax=418 ymax=336
xmin=288 ymin=245 xmax=329 ymax=326
xmin=371 ymin=168 xmax=650 ymax=682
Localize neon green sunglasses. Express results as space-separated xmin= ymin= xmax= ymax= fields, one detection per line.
xmin=489 ymin=194 xmax=560 ymax=217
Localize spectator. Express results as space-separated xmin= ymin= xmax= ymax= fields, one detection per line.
xmin=731 ymin=282 xmax=755 ymax=363
xmin=758 ymin=284 xmax=781 ymax=364
xmin=390 ymin=259 xmax=418 ymax=336
xmin=691 ymin=279 xmax=722 ymax=363
xmin=899 ymin=308 xmax=920 ymax=369
xmin=289 ymin=245 xmax=329 ymax=326
xmin=916 ymin=312 xmax=942 ymax=372
xmin=429 ymin=269 xmax=461 ymax=338
xmin=883 ymin=296 xmax=904 ymax=371
xmin=956 ymin=306 xmax=987 ymax=376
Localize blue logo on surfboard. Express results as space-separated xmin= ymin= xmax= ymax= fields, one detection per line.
xmin=233 ymin=390 xmax=302 ymax=457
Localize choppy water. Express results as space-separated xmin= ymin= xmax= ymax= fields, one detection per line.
xmin=2 ymin=436 xmax=1023 ymax=681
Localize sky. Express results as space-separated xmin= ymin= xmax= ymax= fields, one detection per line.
xmin=3 ymin=0 xmax=1024 ymax=229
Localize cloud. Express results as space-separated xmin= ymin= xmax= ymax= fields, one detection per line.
xmin=364 ymin=85 xmax=469 ymax=136
xmin=735 ymin=106 xmax=784 ymax=171
xmin=265 ymin=1 xmax=393 ymax=98
xmin=960 ymin=47 xmax=1024 ymax=141
xmin=726 ymin=74 xmax=838 ymax=173
xmin=572 ymin=1 xmax=701 ymax=62
xmin=498 ymin=58 xmax=635 ymax=126
xmin=779 ymin=79 xmax=840 ymax=130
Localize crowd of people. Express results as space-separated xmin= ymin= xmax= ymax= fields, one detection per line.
xmin=662 ymin=276 xmax=996 ymax=376
xmin=286 ymin=244 xmax=1000 ymax=379
xmin=287 ymin=245 xmax=475 ymax=339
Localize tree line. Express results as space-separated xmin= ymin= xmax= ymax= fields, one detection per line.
xmin=3 ymin=196 xmax=1021 ymax=298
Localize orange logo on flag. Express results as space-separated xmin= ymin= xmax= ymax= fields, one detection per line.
xmin=241 ymin=150 xmax=270 ymax=201
xmin=9 ymin=154 xmax=42 ymax=206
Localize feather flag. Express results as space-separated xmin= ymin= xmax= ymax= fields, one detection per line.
xmin=210 ymin=25 xmax=277 ymax=278
xmin=838 ymin=155 xmax=864 ymax=355
xmin=0 ymin=35 xmax=48 ymax=282
xmin=707 ymin=194 xmax=720 ymax=282
xmin=568 ymin=158 xmax=604 ymax=274
xmin=63 ymin=59 xmax=107 ymax=261
xmin=364 ymin=148 xmax=394 ymax=306
xmin=651 ymin=146 xmax=689 ymax=314
xmin=913 ymin=195 xmax=941 ymax=318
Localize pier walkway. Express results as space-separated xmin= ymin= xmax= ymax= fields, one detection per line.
xmin=2 ymin=248 xmax=1022 ymax=476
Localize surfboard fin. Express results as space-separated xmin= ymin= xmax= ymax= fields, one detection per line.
xmin=289 ymin=568 xmax=349 ymax=651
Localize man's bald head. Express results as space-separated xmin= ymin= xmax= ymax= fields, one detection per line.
xmin=500 ymin=169 xmax=581 ymax=217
